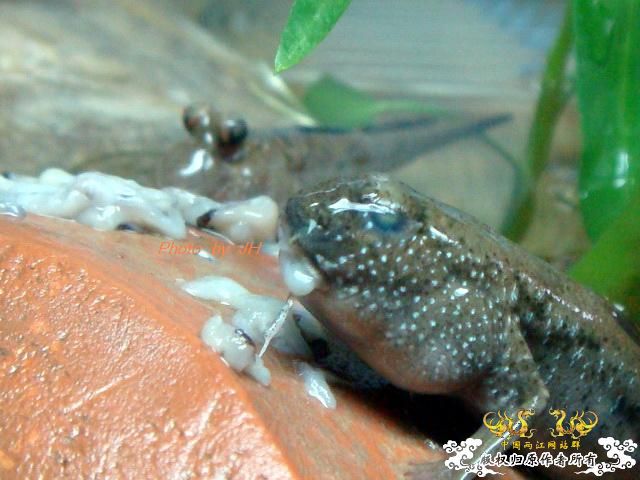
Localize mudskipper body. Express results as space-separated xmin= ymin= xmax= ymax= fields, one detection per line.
xmin=162 ymin=105 xmax=511 ymax=204
xmin=280 ymin=174 xmax=640 ymax=479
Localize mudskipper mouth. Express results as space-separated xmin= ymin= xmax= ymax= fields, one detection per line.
xmin=278 ymin=220 xmax=325 ymax=297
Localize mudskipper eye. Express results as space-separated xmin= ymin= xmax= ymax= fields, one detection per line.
xmin=216 ymin=118 xmax=248 ymax=161
xmin=182 ymin=104 xmax=216 ymax=145
xmin=369 ymin=210 xmax=406 ymax=232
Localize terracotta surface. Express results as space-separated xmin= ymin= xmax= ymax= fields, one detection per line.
xmin=0 ymin=214 xmax=525 ymax=479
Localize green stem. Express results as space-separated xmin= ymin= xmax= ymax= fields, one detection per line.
xmin=504 ymin=1 xmax=574 ymax=240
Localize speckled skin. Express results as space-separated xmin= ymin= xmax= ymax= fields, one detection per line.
xmin=283 ymin=174 xmax=640 ymax=479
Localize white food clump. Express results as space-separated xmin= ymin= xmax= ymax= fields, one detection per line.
xmin=295 ymin=361 xmax=337 ymax=409
xmin=0 ymin=202 xmax=26 ymax=219
xmin=293 ymin=304 xmax=330 ymax=342
xmin=207 ymin=196 xmax=279 ymax=243
xmin=278 ymin=243 xmax=322 ymax=296
xmin=185 ymin=275 xmax=337 ymax=407
xmin=1 ymin=169 xmax=337 ymax=404
xmin=0 ymin=169 xmax=278 ymax=243
xmin=183 ymin=275 xmax=311 ymax=385
xmin=260 ymin=241 xmax=280 ymax=257
xmin=182 ymin=275 xmax=250 ymax=304
xmin=200 ymin=315 xmax=271 ymax=386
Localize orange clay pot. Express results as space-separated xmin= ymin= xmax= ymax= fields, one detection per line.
xmin=0 ymin=214 xmax=524 ymax=479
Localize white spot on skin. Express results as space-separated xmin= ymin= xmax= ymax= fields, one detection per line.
xmin=454 ymin=287 xmax=469 ymax=298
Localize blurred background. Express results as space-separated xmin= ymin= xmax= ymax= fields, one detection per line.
xmin=0 ymin=0 xmax=584 ymax=262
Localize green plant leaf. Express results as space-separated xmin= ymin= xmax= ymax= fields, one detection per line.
xmin=275 ymin=0 xmax=352 ymax=73
xmin=570 ymin=187 xmax=640 ymax=322
xmin=302 ymin=75 xmax=442 ymax=129
xmin=574 ymin=0 xmax=640 ymax=240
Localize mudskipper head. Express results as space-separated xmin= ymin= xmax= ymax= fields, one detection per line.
xmin=281 ymin=173 xmax=425 ymax=289
xmin=175 ymin=104 xmax=276 ymax=201
xmin=280 ymin=173 xmax=504 ymax=390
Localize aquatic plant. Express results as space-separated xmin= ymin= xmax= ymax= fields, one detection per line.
xmin=274 ymin=0 xmax=640 ymax=322
xmin=274 ymin=0 xmax=352 ymax=73
xmin=570 ymin=1 xmax=640 ymax=320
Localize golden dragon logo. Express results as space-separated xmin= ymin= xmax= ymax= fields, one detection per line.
xmin=571 ymin=411 xmax=600 ymax=438
xmin=483 ymin=409 xmax=536 ymax=438
xmin=549 ymin=409 xmax=599 ymax=439
xmin=483 ymin=410 xmax=513 ymax=437
xmin=548 ymin=408 xmax=574 ymax=437
xmin=484 ymin=409 xmax=598 ymax=439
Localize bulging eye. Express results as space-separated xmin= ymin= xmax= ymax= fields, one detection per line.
xmin=217 ymin=119 xmax=248 ymax=146
xmin=215 ymin=118 xmax=249 ymax=162
xmin=368 ymin=210 xmax=406 ymax=232
xmin=182 ymin=104 xmax=218 ymax=145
